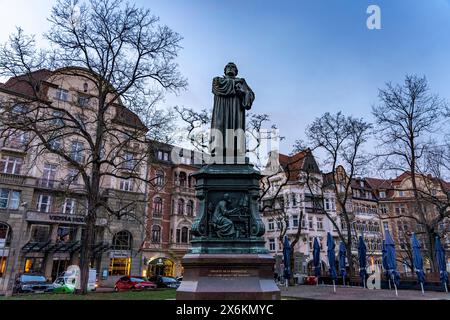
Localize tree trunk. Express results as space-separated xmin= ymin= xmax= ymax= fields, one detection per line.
xmin=79 ymin=209 xmax=96 ymax=294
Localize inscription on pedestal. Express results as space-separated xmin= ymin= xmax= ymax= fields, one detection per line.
xmin=207 ymin=269 xmax=251 ymax=278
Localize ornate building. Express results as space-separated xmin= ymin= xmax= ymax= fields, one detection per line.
xmin=260 ymin=150 xmax=339 ymax=277
xmin=0 ymin=68 xmax=148 ymax=291
xmin=141 ymin=142 xmax=199 ymax=278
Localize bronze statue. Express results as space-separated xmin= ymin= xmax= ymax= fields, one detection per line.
xmin=210 ymin=193 xmax=238 ymax=238
xmin=210 ymin=62 xmax=255 ymax=160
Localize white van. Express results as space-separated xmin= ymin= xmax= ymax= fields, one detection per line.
xmin=53 ymin=268 xmax=97 ymax=293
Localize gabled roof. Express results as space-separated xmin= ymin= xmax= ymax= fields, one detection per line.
xmin=1 ymin=68 xmax=147 ymax=131
xmin=266 ymin=149 xmax=319 ymax=182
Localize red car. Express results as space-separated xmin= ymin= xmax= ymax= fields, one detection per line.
xmin=114 ymin=276 xmax=157 ymax=291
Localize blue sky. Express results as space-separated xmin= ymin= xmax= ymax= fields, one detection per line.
xmin=1 ymin=0 xmax=450 ymax=154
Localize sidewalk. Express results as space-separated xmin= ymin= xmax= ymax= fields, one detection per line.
xmin=280 ymin=285 xmax=450 ymax=300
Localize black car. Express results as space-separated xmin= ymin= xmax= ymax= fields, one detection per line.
xmin=148 ymin=275 xmax=180 ymax=289
xmin=14 ymin=273 xmax=54 ymax=294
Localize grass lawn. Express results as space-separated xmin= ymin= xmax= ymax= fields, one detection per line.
xmin=0 ymin=288 xmax=177 ymax=300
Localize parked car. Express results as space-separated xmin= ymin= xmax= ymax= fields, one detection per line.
xmin=14 ymin=273 xmax=54 ymax=294
xmin=148 ymin=275 xmax=180 ymax=289
xmin=114 ymin=276 xmax=157 ymax=292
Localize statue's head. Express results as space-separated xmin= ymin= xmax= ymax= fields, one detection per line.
xmin=223 ymin=193 xmax=231 ymax=203
xmin=224 ymin=62 xmax=238 ymax=77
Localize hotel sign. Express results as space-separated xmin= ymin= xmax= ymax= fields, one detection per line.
xmin=26 ymin=211 xmax=106 ymax=226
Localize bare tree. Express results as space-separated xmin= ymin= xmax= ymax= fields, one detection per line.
xmin=373 ymin=75 xmax=448 ymax=271
xmin=0 ymin=0 xmax=186 ymax=294
xmin=294 ymin=112 xmax=372 ymax=276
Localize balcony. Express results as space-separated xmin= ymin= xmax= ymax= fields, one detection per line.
xmin=0 ymin=172 xmax=27 ymax=185
xmin=35 ymin=178 xmax=86 ymax=192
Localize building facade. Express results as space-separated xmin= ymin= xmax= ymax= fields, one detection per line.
xmin=141 ymin=142 xmax=199 ymax=278
xmin=0 ymin=68 xmax=148 ymax=292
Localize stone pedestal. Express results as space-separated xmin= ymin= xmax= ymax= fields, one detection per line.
xmin=176 ymin=163 xmax=280 ymax=300
xmin=176 ymin=253 xmax=280 ymax=300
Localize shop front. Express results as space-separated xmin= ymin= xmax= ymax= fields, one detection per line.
xmin=147 ymin=257 xmax=175 ymax=277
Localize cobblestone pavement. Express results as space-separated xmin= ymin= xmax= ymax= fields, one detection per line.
xmin=280 ymin=285 xmax=450 ymax=300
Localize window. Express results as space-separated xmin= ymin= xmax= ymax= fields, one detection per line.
xmin=155 ymin=170 xmax=165 ymax=186
xmin=181 ymin=227 xmax=189 ymax=243
xmin=70 ymin=141 xmax=84 ymax=163
xmin=178 ymin=199 xmax=185 ymax=215
xmin=395 ymin=204 xmax=406 ymax=215
xmin=268 ymin=219 xmax=274 ymax=231
xmin=157 ymin=150 xmax=169 ymax=161
xmin=51 ymin=111 xmax=65 ymax=126
xmin=0 ymin=155 xmax=23 ymax=175
xmin=41 ymin=163 xmax=57 ymax=187
xmin=37 ymin=194 xmax=52 ymax=213
xmin=186 ymin=200 xmax=194 ymax=216
xmin=379 ymin=191 xmax=386 ymax=199
xmin=122 ymin=152 xmax=136 ymax=170
xmin=398 ymin=190 xmax=405 ymax=197
xmin=269 ymin=239 xmax=275 ymax=251
xmin=308 ymin=216 xmax=314 ymax=230
xmin=55 ymin=88 xmax=69 ymax=101
xmin=179 ymin=172 xmax=187 ymax=187
xmin=77 ymin=95 xmax=89 ymax=107
xmin=12 ymin=104 xmax=28 ymax=114
xmin=379 ymin=204 xmax=388 ymax=214
xmin=24 ymin=257 xmax=44 ymax=273
xmin=48 ymin=137 xmax=62 ymax=150
xmin=112 ymin=231 xmax=132 ymax=250
xmin=292 ymin=215 xmax=299 ymax=227
xmin=176 ymin=229 xmax=181 ymax=243
xmin=324 ymin=198 xmax=331 ymax=211
xmin=317 ymin=217 xmax=324 ymax=231
xmin=292 ymin=194 xmax=297 ymax=207
xmin=63 ymin=198 xmax=76 ymax=214
xmin=30 ymin=225 xmax=50 ymax=242
xmin=151 ymin=225 xmax=161 ymax=243
xmin=0 ymin=223 xmax=11 ymax=248
xmin=0 ymin=189 xmax=20 ymax=209
xmin=309 ymin=238 xmax=313 ymax=250
xmin=119 ymin=179 xmax=133 ymax=192
xmin=383 ymin=222 xmax=389 ymax=231
xmin=109 ymin=258 xmax=131 ymax=276
xmin=56 ymin=226 xmax=76 ymax=243
xmin=301 ymin=216 xmax=307 ymax=229
xmin=153 ymin=197 xmax=163 ymax=215
xmin=67 ymin=168 xmax=79 ymax=184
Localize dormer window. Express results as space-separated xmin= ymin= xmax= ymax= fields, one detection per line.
xmin=55 ymin=88 xmax=69 ymax=101
xmin=379 ymin=191 xmax=386 ymax=198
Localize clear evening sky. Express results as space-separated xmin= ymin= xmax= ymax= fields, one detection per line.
xmin=1 ymin=0 xmax=450 ymax=155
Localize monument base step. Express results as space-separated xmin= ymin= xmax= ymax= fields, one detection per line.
xmin=176 ymin=253 xmax=281 ymax=300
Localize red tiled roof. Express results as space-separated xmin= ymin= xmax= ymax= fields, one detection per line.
xmin=1 ymin=69 xmax=53 ymax=97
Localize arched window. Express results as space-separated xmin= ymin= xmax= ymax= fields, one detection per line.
xmin=181 ymin=227 xmax=189 ymax=243
xmin=153 ymin=197 xmax=163 ymax=215
xmin=0 ymin=223 xmax=11 ymax=247
xmin=178 ymin=199 xmax=185 ymax=215
xmin=155 ymin=170 xmax=165 ymax=186
xmin=179 ymin=172 xmax=187 ymax=187
xmin=112 ymin=230 xmax=132 ymax=250
xmin=151 ymin=225 xmax=161 ymax=243
xmin=186 ymin=200 xmax=194 ymax=216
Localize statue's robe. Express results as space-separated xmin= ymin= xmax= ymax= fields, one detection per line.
xmin=210 ymin=75 xmax=255 ymax=157
xmin=211 ymin=200 xmax=235 ymax=238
